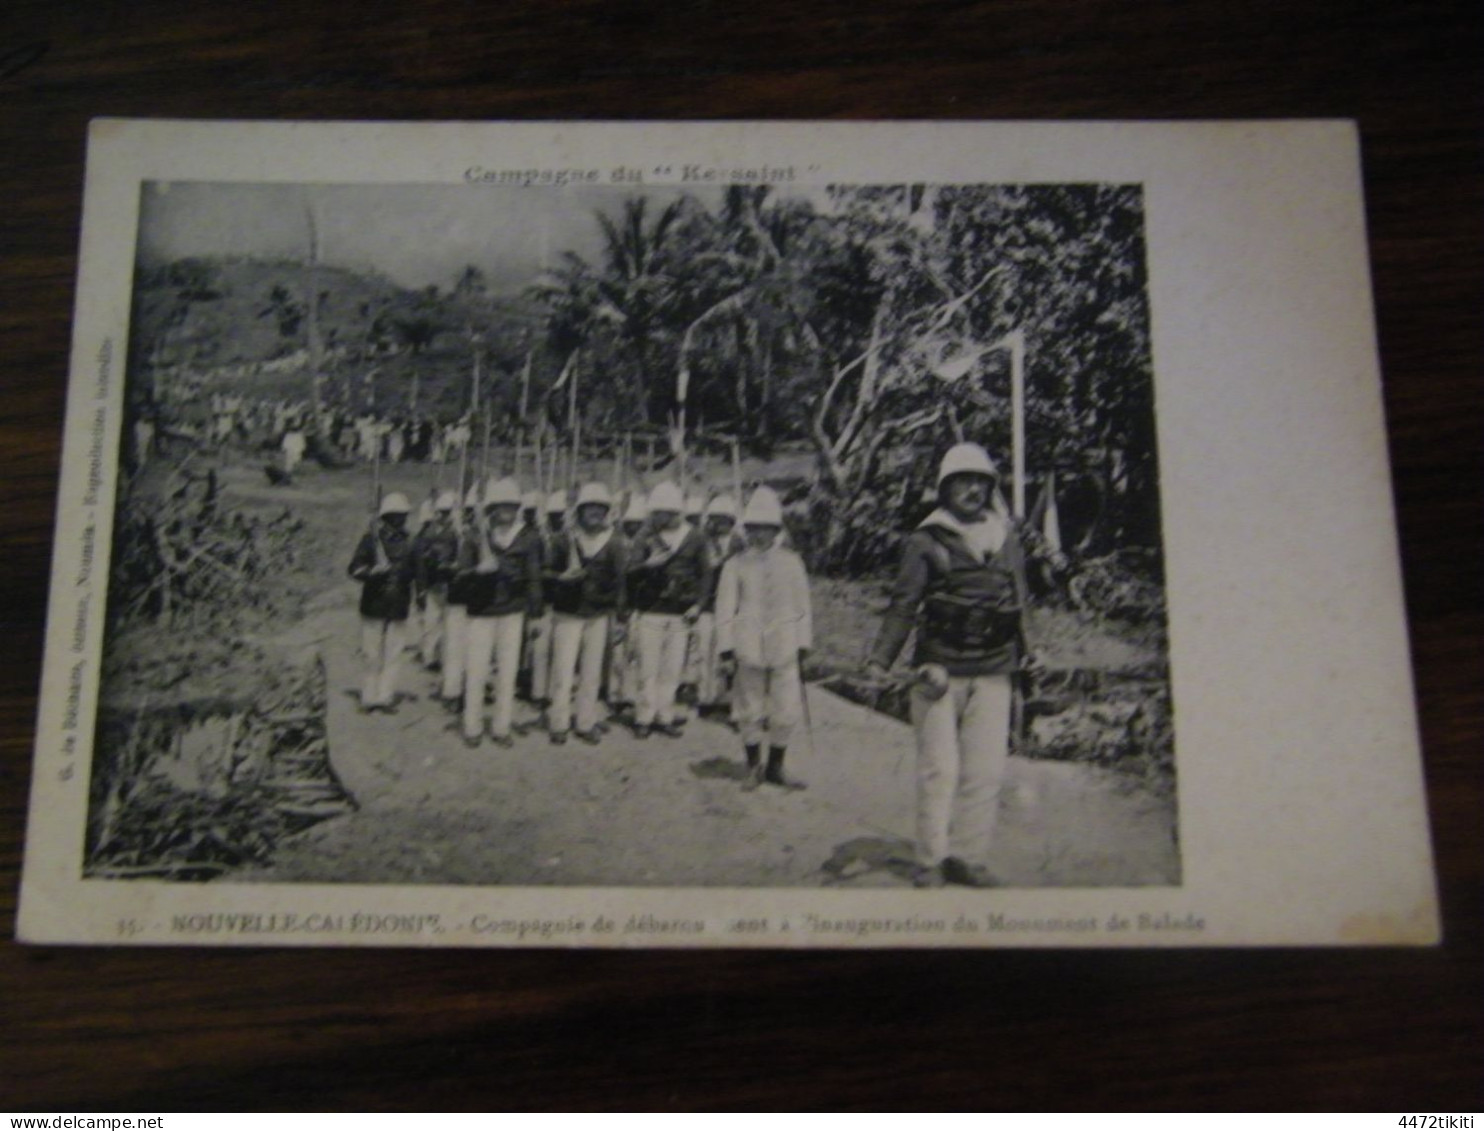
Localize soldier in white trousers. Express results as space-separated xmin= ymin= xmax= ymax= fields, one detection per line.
xmin=526 ymin=489 xmax=567 ymax=708
xmin=627 ymin=481 xmax=712 ymax=739
xmin=544 ymin=483 xmax=629 ymax=744
xmin=413 ymin=491 xmax=458 ymax=670
xmin=456 ymin=477 xmax=543 ymax=748
xmin=439 ymin=486 xmax=481 ymax=708
xmin=866 ymin=443 xmax=1032 ymax=889
xmin=348 ymin=492 xmax=417 ymax=713
xmin=608 ymin=490 xmax=648 ymax=714
xmin=716 ymin=486 xmax=812 ymax=790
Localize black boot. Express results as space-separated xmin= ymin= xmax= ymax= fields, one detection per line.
xmin=764 ymin=745 xmax=806 ymax=791
xmin=742 ymin=744 xmax=763 ymax=791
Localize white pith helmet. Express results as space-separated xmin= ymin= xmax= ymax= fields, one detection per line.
xmin=622 ymin=491 xmax=649 ymax=523
xmin=378 ymin=492 xmax=412 ymax=516
xmin=648 ymin=481 xmax=684 ymax=514
xmin=704 ymin=494 xmax=738 ymax=522
xmin=576 ymin=482 xmax=613 ymax=510
xmin=684 ymin=491 xmax=706 ymax=517
xmin=545 ymin=489 xmax=569 ymax=514
xmin=520 ymin=490 xmax=541 ymax=512
xmin=485 ymin=477 xmax=522 ymax=507
xmin=741 ymin=486 xmax=784 ymax=526
xmin=435 ymin=491 xmax=457 ymax=512
xmin=936 ymin=443 xmax=998 ymax=490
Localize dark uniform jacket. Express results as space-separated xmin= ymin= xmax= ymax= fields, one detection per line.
xmin=700 ymin=533 xmax=739 ymax=614
xmin=545 ymin=530 xmax=629 ymax=618
xmin=413 ymin=520 xmax=459 ymax=592
xmin=446 ymin=520 xmax=476 ymax=606
xmin=870 ymin=513 xmax=1027 ymax=677
xmin=627 ymin=525 xmax=712 ymax=616
xmin=348 ymin=524 xmax=417 ymax=620
xmin=455 ymin=522 xmax=544 ymax=619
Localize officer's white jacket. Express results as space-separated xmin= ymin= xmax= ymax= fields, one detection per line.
xmin=715 ymin=545 xmax=813 ymax=669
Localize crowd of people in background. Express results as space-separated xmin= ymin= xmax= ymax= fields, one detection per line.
xmin=127 ymin=385 xmax=504 ymax=477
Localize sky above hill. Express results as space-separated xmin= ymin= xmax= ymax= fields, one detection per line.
xmin=136 ymin=181 xmax=717 ymax=293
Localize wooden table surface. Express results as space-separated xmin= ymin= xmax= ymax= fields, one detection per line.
xmin=2 ymin=0 xmax=1479 ymax=1111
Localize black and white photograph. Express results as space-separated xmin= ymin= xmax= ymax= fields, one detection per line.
xmin=90 ymin=176 xmax=1177 ymax=891
xmin=16 ymin=119 xmax=1436 ymax=947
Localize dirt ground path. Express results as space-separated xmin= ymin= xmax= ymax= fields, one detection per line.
xmin=205 ymin=460 xmax=1177 ymax=889
xmin=233 ymin=590 xmax=1178 ymax=889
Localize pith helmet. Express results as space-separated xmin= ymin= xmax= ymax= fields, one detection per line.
xmin=485 ymin=477 xmax=522 ymax=507
xmin=463 ymin=486 xmax=481 ymax=510
xmin=378 ymin=492 xmax=412 ymax=516
xmin=576 ymin=482 xmax=613 ymax=509
xmin=520 ymin=489 xmax=541 ymax=512
xmin=742 ymin=486 xmax=784 ymax=526
xmin=684 ymin=491 xmax=706 ymax=517
xmin=936 ymin=443 xmax=998 ymax=490
xmin=704 ymin=494 xmax=738 ymax=521
xmin=648 ymin=481 xmax=684 ymax=514
xmin=545 ymin=489 xmax=569 ymax=514
xmin=622 ymin=491 xmax=649 ymax=523
xmin=435 ymin=491 xmax=457 ymax=512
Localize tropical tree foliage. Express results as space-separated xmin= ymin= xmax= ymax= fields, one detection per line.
xmin=530 ymin=182 xmax=1161 ymax=572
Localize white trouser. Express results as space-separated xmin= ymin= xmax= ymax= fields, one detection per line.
xmin=420 ymin=586 xmax=446 ymax=667
xmin=911 ymin=673 xmax=1012 ymax=867
xmin=635 ymin=612 xmax=689 ymax=726
xmin=610 ymin=621 xmax=637 ymax=705
xmin=691 ymin=612 xmax=730 ymax=706
xmin=441 ymin=603 xmax=468 ymax=700
xmin=548 ymin=613 xmax=610 ymax=734
xmin=528 ymin=609 xmax=553 ymax=701
xmin=734 ymin=660 xmax=802 ymax=747
xmin=463 ymin=612 xmax=525 ymax=739
xmin=683 ymin=612 xmax=710 ymax=685
xmin=359 ymin=616 xmax=408 ymax=708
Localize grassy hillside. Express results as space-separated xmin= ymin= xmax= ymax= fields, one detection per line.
xmin=129 ymin=256 xmax=543 ymax=416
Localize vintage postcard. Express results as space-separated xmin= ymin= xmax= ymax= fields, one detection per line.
xmin=16 ymin=119 xmax=1437 ymax=946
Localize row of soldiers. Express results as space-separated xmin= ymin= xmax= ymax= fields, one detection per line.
xmin=349 ymin=478 xmax=814 ymax=791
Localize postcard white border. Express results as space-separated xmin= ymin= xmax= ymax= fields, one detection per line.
xmin=16 ymin=119 xmax=1439 ymax=947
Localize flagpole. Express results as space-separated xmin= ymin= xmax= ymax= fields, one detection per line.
xmin=1008 ymin=328 xmax=1025 ymax=518
xmin=519 ymin=349 xmax=531 ymax=423
xmin=731 ymin=437 xmax=744 ymax=510
xmin=675 ymin=360 xmax=689 ymax=485
xmin=568 ymin=349 xmax=580 ymax=490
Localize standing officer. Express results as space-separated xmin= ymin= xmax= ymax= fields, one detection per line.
xmin=716 ymin=487 xmax=812 ymax=790
xmin=866 ymin=443 xmax=1031 ymax=888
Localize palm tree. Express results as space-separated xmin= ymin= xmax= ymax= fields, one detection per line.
xmin=531 ymin=196 xmax=689 ymax=427
xmin=674 ymin=187 xmax=829 ymax=445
